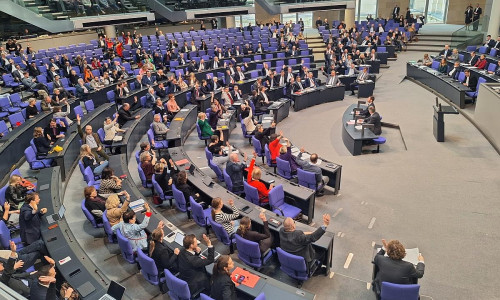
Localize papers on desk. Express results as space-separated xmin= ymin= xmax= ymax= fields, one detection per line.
xmin=377 ymin=248 xmax=420 ymax=265
xmin=180 ymin=108 xmax=189 ymax=112
xmin=130 ymin=199 xmax=145 ymax=212
xmin=291 ymin=147 xmax=300 ymax=156
xmin=347 ymin=120 xmax=356 ymax=125
xmin=112 ymin=136 xmax=123 ymax=142
xmin=355 ymin=125 xmax=363 ymax=130
xmin=364 ymin=80 xmax=374 ymax=83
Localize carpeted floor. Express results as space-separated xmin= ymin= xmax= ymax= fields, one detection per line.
xmin=30 ymin=49 xmax=500 ymax=300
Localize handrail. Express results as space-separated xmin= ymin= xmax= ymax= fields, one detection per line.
xmin=450 ymin=14 xmax=489 ymax=50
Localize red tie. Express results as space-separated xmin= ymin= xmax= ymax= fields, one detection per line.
xmin=228 ymin=93 xmax=233 ymax=104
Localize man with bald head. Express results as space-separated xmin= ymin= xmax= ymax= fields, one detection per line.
xmin=280 ymin=213 xmax=330 ymax=273
xmin=296 ymin=148 xmax=329 ymax=196
xmin=225 ymin=151 xmax=248 ymax=193
xmin=76 ymin=114 xmax=109 ymax=161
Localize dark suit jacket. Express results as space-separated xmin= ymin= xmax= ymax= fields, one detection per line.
xmin=0 ymin=257 xmax=31 ymax=297
xmin=151 ymin=240 xmax=178 ymax=274
xmin=372 ymin=248 xmax=425 ymax=295
xmin=20 ymin=203 xmax=43 ymax=245
xmin=468 ymin=55 xmax=479 ymax=65
xmin=210 ymin=274 xmax=237 ymax=300
xmin=178 ymin=247 xmax=214 ymax=294
xmin=364 ymin=112 xmax=382 ymax=135
xmin=279 ymin=226 xmax=325 ymax=264
xmin=463 ymin=75 xmax=478 ymax=91
xmin=234 ymin=71 xmax=246 ymax=81
xmin=141 ymin=75 xmax=156 ymax=86
xmin=133 ymin=79 xmax=143 ymax=90
xmin=439 ymin=49 xmax=452 ymax=57
xmin=30 ymin=282 xmax=58 ymax=300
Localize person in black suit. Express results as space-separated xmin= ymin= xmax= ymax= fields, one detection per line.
xmin=178 ymin=233 xmax=214 ymax=295
xmin=372 ymin=239 xmax=425 ymax=299
xmin=62 ymin=61 xmax=72 ymax=78
xmin=28 ymin=62 xmax=41 ymax=78
xmin=187 ymin=60 xmax=198 ymax=73
xmin=19 ymin=193 xmax=47 ymax=245
xmin=210 ymin=255 xmax=237 ymax=300
xmin=117 ymin=103 xmax=140 ymax=127
xmin=315 ymin=17 xmax=323 ymax=28
xmin=361 ymin=106 xmax=382 ymax=136
xmin=472 ymin=3 xmax=482 ymax=31
xmin=468 ymin=51 xmax=479 ymax=65
xmin=234 ymin=66 xmax=246 ymax=81
xmin=392 ymin=4 xmax=400 ymax=20
xmin=462 ymin=69 xmax=478 ymax=91
xmin=200 ymin=80 xmax=211 ymax=95
xmin=465 ymin=5 xmax=473 ymax=29
xmin=439 ymin=45 xmax=452 ymax=57
xmin=280 ymin=213 xmax=330 ymax=272
xmin=236 ymin=213 xmax=272 ymax=254
xmin=30 ymin=262 xmax=73 ymax=300
xmin=448 ymin=61 xmax=461 ymax=80
xmin=149 ymin=227 xmax=179 ymax=275
xmin=358 ymin=96 xmax=375 ymax=118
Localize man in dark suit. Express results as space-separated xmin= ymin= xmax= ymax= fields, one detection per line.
xmin=315 ymin=17 xmax=323 ymax=28
xmin=358 ymin=96 xmax=375 ymax=118
xmin=276 ymin=69 xmax=287 ymax=87
xmin=210 ymin=57 xmax=221 ymax=69
xmin=133 ymin=75 xmax=144 ymax=91
xmin=226 ymin=153 xmax=248 ymax=193
xmin=178 ymin=53 xmax=187 ymax=65
xmin=145 ymin=87 xmax=156 ymax=108
xmin=177 ymin=234 xmax=214 ymax=294
xmin=304 ymin=72 xmax=318 ymax=88
xmin=187 ymin=60 xmax=198 ymax=73
xmin=231 ymin=85 xmax=243 ymax=102
xmin=266 ymin=71 xmax=278 ymax=89
xmin=280 ymin=213 xmax=330 ymax=272
xmin=372 ymin=239 xmax=425 ymax=298
xmin=156 ymin=82 xmax=168 ymax=99
xmin=62 ymin=61 xmax=72 ymax=78
xmin=472 ymin=3 xmax=482 ymax=31
xmin=28 ymin=62 xmax=41 ymax=78
xmin=448 ymin=61 xmax=461 ymax=80
xmin=141 ymin=71 xmax=157 ymax=87
xmin=322 ymin=67 xmax=340 ymax=86
xmin=462 ymin=69 xmax=478 ymax=91
xmin=20 ymin=193 xmax=46 ymax=245
xmin=180 ymin=42 xmax=189 ymax=53
xmin=30 ymin=263 xmax=74 ymax=300
xmin=468 ymin=51 xmax=479 ymax=65
xmin=361 ymin=106 xmax=382 ymax=135
xmin=224 ymin=70 xmax=235 ymax=86
xmin=118 ymin=102 xmax=140 ymax=126
xmin=234 ymin=66 xmax=246 ymax=81
xmin=287 ymin=45 xmax=298 ymax=57
xmin=392 ymin=4 xmax=400 ymax=20
xmin=439 ymin=45 xmax=452 ymax=57
xmin=47 ymin=66 xmax=59 ymax=82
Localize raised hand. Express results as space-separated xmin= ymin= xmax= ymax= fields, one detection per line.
xmin=13 ymin=260 xmax=24 ymax=270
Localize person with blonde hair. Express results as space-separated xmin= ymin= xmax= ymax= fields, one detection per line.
xmin=33 ymin=127 xmax=51 ymax=156
xmin=5 ymin=175 xmax=28 ymax=210
xmin=197 ymin=111 xmax=213 ymax=138
xmin=79 ymin=144 xmax=108 ymax=175
xmin=105 ymin=191 xmax=130 ymax=226
xmin=372 ymin=239 xmax=425 ymax=298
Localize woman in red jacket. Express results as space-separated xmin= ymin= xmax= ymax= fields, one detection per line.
xmin=474 ymin=54 xmax=487 ymax=69
xmin=247 ymin=157 xmax=274 ymax=204
xmin=268 ymin=131 xmax=283 ymax=164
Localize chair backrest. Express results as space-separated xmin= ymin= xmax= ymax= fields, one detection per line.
xmin=276 ymin=157 xmax=292 ymax=179
xmin=199 ymin=293 xmax=215 ymax=300
xmin=137 ymin=163 xmax=149 ymax=188
xmin=254 ymin=293 xmax=266 ymax=300
xmin=97 ymin=128 xmax=105 ymax=142
xmin=74 ymin=105 xmax=84 ymax=118
xmin=0 ymin=121 xmax=9 ymax=136
xmin=204 ymin=147 xmax=213 ymax=161
xmin=268 ymin=184 xmax=285 ymax=209
xmin=0 ymin=186 xmax=8 ymax=206
xmin=137 ymin=248 xmax=160 ymax=285
xmin=83 ymin=166 xmax=95 ymax=184
xmin=0 ymin=220 xmax=12 ymax=249
xmin=476 ymin=77 xmax=487 ymax=91
xmin=297 ymin=168 xmax=317 ymax=190
xmin=223 ymin=168 xmax=234 ymax=191
xmin=165 ymin=269 xmax=191 ymax=300
xmin=81 ymin=199 xmax=99 ymax=228
xmin=172 ymin=184 xmax=188 ymax=212
xmin=243 ymin=181 xmax=260 ymax=205
xmin=208 ymin=159 xmax=224 ymax=182
xmin=380 ymin=282 xmax=420 ymax=300
xmin=458 ymin=72 xmax=465 ymax=83
xmin=431 ymin=60 xmax=439 ymax=70
xmin=252 ymin=136 xmax=263 ymax=156
xmin=189 ymin=197 xmax=207 ymax=227
xmin=8 ymin=112 xmax=25 ymax=128
xmin=116 ymin=229 xmax=136 ymax=264
xmin=209 ymin=216 xmax=232 ymax=246
xmin=106 ymin=90 xmax=115 ymax=103
xmin=102 ymin=210 xmax=115 ymax=243
xmin=276 ymin=247 xmax=309 ymax=281
xmin=235 ymin=234 xmax=263 ymax=268
xmin=84 ymin=99 xmax=95 ymax=112
xmin=24 ymin=146 xmax=37 ymax=166
xmin=264 ymin=144 xmax=273 ymax=167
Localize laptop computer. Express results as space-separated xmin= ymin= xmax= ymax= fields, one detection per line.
xmin=45 ymin=205 xmax=65 ymax=225
xmin=99 ymin=281 xmax=125 ymax=300
xmin=174 ymin=232 xmax=185 ymax=247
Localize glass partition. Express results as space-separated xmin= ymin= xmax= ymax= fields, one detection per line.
xmin=297 ymin=12 xmax=313 ymax=28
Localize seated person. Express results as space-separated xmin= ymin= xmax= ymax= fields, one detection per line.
xmin=102 ymin=115 xmax=125 ymax=147
xmin=421 ymin=53 xmax=432 ymax=66
xmin=212 ymin=141 xmax=232 ymax=171
xmin=278 ymin=138 xmax=300 ymax=174
xmin=372 ymin=239 xmax=425 ymax=298
xmin=105 ymin=192 xmax=130 ymax=227
xmin=43 ymin=119 xmax=66 ymax=142
xmin=236 ymin=213 xmax=272 ymax=254
xmin=153 ymin=98 xmax=169 ymax=122
xmin=226 ymin=152 xmax=248 ymax=194
xmin=98 ymin=167 xmax=122 ymax=195
xmin=296 ymin=148 xmax=329 ymax=195
xmin=20 ymin=193 xmax=47 ymax=245
xmin=139 ymin=142 xmax=157 ymax=165
xmin=207 ymin=133 xmax=225 ymax=155
xmin=198 ymin=112 xmax=214 ymax=138
xmin=208 ymin=103 xmax=222 ymax=130
xmin=254 ymin=123 xmax=276 ymax=150
xmin=279 ymin=214 xmax=330 ymax=273
xmin=210 ymin=256 xmax=237 ymax=300
xmin=461 ymin=69 xmax=478 ymax=90
xmin=84 ymin=186 xmax=106 ymax=223
xmin=178 ymin=234 xmax=214 ymax=295
xmin=474 ymin=54 xmax=487 ymax=69
xmin=268 ymin=132 xmax=284 ymax=164
xmin=359 ymin=106 xmax=382 ymax=136
xmin=80 ymin=144 xmax=109 ymax=176
xmin=357 ymin=96 xmax=375 ymax=118
xmin=26 ymin=98 xmax=39 ymax=119
xmin=240 ymin=102 xmax=257 ymax=134
xmin=33 ymin=127 xmax=52 ymax=157
xmin=211 ymin=197 xmax=240 ymax=235
xmin=247 ymin=156 xmax=274 ymax=204
xmin=437 ymin=59 xmax=448 ymax=74
xmin=117 ymin=103 xmax=140 ymax=127
xmin=76 ymin=114 xmax=109 ymax=161
xmin=176 ymin=171 xmax=205 ymax=207
xmin=166 ymin=93 xmax=180 ymax=115
xmin=5 ymin=175 xmax=28 ymax=210
xmin=154 ymin=159 xmax=176 ymax=196
xmin=140 ymin=151 xmax=156 ymax=182
xmin=111 ymin=203 xmax=156 ymax=251
xmin=149 ymin=226 xmax=179 ymax=275
xmin=152 ymin=114 xmax=169 ymax=138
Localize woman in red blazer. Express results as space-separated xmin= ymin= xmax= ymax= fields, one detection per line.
xmin=474 ymin=54 xmax=487 ymax=69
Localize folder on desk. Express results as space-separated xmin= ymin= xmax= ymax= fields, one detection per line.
xmin=175 ymin=159 xmax=189 ymax=166
xmin=231 ymin=267 xmax=260 ymax=288
xmin=174 ymin=117 xmax=184 ymax=121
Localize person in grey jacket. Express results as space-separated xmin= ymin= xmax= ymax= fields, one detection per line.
xmin=296 ymin=148 xmax=329 ymax=195
xmin=152 ymin=114 xmax=169 ymax=137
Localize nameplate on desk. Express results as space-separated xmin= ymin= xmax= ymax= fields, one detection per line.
xmin=39 ymin=184 xmax=50 ymax=191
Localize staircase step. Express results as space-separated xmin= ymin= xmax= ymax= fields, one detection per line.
xmin=406 ymin=45 xmax=443 ymax=52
